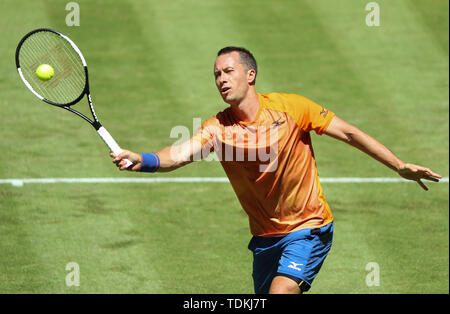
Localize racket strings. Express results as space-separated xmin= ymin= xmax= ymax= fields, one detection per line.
xmin=33 ymin=32 xmax=85 ymax=98
xmin=18 ymin=30 xmax=86 ymax=105
xmin=21 ymin=37 xmax=69 ymax=103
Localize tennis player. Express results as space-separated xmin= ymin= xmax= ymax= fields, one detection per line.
xmin=111 ymin=47 xmax=442 ymax=294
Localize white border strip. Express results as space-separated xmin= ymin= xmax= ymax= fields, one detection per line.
xmin=17 ymin=67 xmax=45 ymax=100
xmin=0 ymin=177 xmax=447 ymax=187
xmin=59 ymin=32 xmax=88 ymax=67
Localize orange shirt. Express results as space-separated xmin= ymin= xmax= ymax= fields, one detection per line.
xmin=194 ymin=92 xmax=335 ymax=236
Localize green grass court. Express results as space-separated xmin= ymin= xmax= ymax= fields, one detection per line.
xmin=0 ymin=0 xmax=448 ymax=293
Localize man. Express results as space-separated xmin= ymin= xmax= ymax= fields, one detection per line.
xmin=111 ymin=46 xmax=442 ymax=294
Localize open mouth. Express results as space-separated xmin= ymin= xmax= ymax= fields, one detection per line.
xmin=220 ymin=87 xmax=231 ymax=95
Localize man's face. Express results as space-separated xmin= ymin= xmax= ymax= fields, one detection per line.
xmin=214 ymin=52 xmax=253 ymax=105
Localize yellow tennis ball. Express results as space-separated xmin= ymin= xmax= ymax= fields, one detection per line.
xmin=36 ymin=64 xmax=54 ymax=81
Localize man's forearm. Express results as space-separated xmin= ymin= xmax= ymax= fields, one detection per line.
xmin=342 ymin=126 xmax=404 ymax=172
xmin=325 ymin=116 xmax=405 ymax=172
xmin=154 ymin=144 xmax=195 ymax=172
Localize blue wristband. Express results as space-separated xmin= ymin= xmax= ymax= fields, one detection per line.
xmin=140 ymin=153 xmax=160 ymax=172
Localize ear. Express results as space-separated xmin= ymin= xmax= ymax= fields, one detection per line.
xmin=247 ymin=69 xmax=256 ymax=85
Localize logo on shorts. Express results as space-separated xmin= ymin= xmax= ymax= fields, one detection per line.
xmin=288 ymin=262 xmax=303 ymax=272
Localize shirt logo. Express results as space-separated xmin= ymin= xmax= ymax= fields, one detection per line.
xmin=320 ymin=108 xmax=328 ymax=118
xmin=272 ymin=117 xmax=286 ymax=128
xmin=287 ymin=262 xmax=303 ymax=272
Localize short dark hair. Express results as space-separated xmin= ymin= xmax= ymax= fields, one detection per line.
xmin=217 ymin=46 xmax=258 ymax=78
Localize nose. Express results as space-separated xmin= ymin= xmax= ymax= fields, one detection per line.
xmin=216 ymin=76 xmax=225 ymax=89
xmin=217 ymin=72 xmax=226 ymax=83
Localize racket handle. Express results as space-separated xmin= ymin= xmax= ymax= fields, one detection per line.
xmin=97 ymin=126 xmax=133 ymax=168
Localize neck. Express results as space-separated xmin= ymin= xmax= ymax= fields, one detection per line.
xmin=229 ymin=88 xmax=260 ymax=122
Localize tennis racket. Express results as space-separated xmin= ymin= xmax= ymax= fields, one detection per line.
xmin=15 ymin=28 xmax=132 ymax=168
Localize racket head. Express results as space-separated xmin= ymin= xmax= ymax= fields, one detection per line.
xmin=16 ymin=28 xmax=88 ymax=107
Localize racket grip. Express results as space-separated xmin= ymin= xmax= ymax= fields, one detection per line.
xmin=97 ymin=126 xmax=133 ymax=168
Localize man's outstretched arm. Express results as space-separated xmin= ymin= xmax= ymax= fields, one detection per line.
xmin=111 ymin=137 xmax=203 ymax=172
xmin=324 ymin=115 xmax=442 ymax=190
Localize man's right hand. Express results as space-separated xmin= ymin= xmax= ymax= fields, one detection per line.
xmin=110 ymin=150 xmax=143 ymax=171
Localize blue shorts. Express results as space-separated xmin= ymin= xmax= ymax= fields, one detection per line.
xmin=248 ymin=222 xmax=333 ymax=293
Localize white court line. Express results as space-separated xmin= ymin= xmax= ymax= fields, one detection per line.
xmin=0 ymin=177 xmax=448 ymax=187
